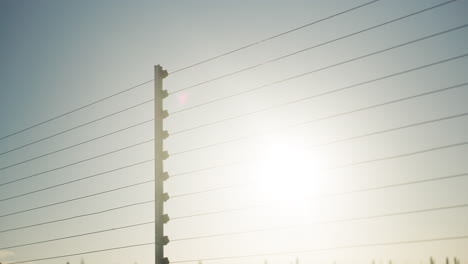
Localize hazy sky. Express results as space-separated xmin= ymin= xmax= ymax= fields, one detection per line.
xmin=1 ymin=0 xmax=468 ymax=264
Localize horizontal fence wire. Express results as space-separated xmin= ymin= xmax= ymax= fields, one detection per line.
xmin=171 ymin=188 xmax=468 ymax=221
xmin=0 ymin=159 xmax=154 ymax=203
xmin=169 ymin=77 xmax=468 ymax=156
xmin=0 ymin=0 xmax=381 ymax=144
xmin=171 ymin=235 xmax=468 ymax=263
xmin=4 ymin=203 xmax=466 ymax=259
xmin=0 ymin=200 xmax=155 ymax=234
xmin=0 ymin=80 xmax=153 ymax=142
xmin=168 ymin=0 xmax=457 ymax=97
xmin=0 ymin=139 xmax=154 ymax=187
xmin=7 ymin=170 xmax=466 ymax=251
xmin=171 ymin=107 xmax=468 ymax=157
xmin=0 ymin=221 xmax=155 ymax=251
xmin=0 ymin=99 xmax=154 ymax=157
xmin=0 ymin=119 xmax=154 ymax=172
xmin=171 ymin=203 xmax=468 ymax=242
xmin=170 ymin=140 xmax=468 ymax=182
xmin=168 ymin=0 xmax=381 ymax=75
xmin=0 ymin=179 xmax=154 ymax=218
xmin=170 ymin=49 xmax=468 ymax=136
xmin=1 ymin=0 xmax=467 ymax=263
xmin=6 ymin=242 xmax=156 ymax=264
xmin=169 ymin=137 xmax=468 ymax=218
xmin=165 ymin=4 xmax=468 ymax=256
xmin=169 ymin=171 xmax=468 ymax=200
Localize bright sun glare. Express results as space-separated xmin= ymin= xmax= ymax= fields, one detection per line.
xmin=248 ymin=137 xmax=326 ymax=217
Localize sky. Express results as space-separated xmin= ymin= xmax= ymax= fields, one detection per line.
xmin=0 ymin=0 xmax=468 ymax=264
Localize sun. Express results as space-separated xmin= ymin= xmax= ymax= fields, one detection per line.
xmin=248 ymin=136 xmax=326 ymax=217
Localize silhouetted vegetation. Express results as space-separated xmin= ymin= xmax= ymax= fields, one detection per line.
xmin=2 ymin=256 xmax=460 ymax=264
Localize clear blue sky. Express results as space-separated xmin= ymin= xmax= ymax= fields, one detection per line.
xmin=1 ymin=0 xmax=468 ymax=264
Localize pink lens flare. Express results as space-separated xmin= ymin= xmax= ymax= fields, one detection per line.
xmin=176 ymin=93 xmax=188 ymax=105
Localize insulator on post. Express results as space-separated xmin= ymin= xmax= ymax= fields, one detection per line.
xmin=162 ymin=171 xmax=170 ymax=181
xmin=162 ymin=236 xmax=170 ymax=245
xmin=161 ymin=70 xmax=168 ymax=79
xmin=161 ymin=110 xmax=169 ymax=119
xmin=162 ymin=130 xmax=169 ymax=140
xmin=161 ymin=90 xmax=169 ymax=99
xmin=162 ymin=193 xmax=170 ymax=202
xmin=161 ymin=213 xmax=170 ymax=224
xmin=162 ymin=257 xmax=170 ymax=264
xmin=161 ymin=151 xmax=169 ymax=160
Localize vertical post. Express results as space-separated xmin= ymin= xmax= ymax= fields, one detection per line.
xmin=154 ymin=65 xmax=169 ymax=264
